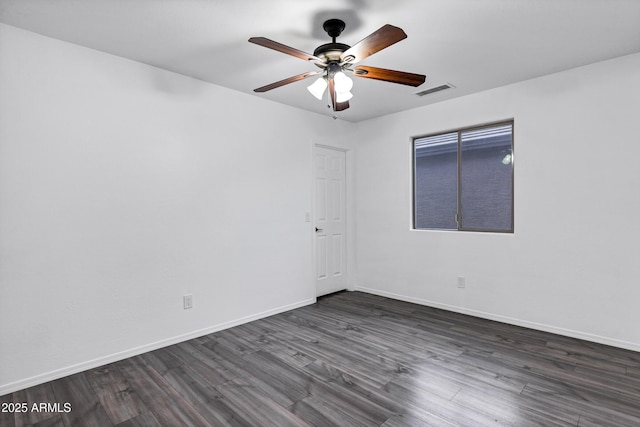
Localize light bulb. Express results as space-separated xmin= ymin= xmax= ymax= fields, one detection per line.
xmin=307 ymin=77 xmax=327 ymax=100
xmin=333 ymin=72 xmax=353 ymax=93
xmin=336 ymin=91 xmax=353 ymax=103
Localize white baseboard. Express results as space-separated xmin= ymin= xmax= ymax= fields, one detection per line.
xmin=0 ymin=298 xmax=316 ymax=396
xmin=354 ymin=286 xmax=640 ymax=353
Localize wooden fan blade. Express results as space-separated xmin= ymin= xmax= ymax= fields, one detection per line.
xmin=335 ymin=99 xmax=349 ymax=111
xmin=353 ymin=65 xmax=426 ymax=87
xmin=340 ymin=24 xmax=407 ymax=63
xmin=328 ymin=78 xmax=350 ymax=111
xmin=254 ymin=71 xmax=321 ymax=93
xmin=249 ymin=37 xmax=324 ymax=62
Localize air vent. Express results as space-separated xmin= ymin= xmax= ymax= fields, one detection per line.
xmin=415 ymin=83 xmax=455 ymax=97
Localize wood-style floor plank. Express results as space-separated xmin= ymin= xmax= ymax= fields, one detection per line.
xmin=116 ymin=356 xmax=210 ymax=426
xmin=114 ymin=411 xmax=161 ymax=427
xmin=84 ymin=364 xmax=147 ymax=424
xmin=49 ymin=373 xmax=113 ymax=426
xmin=0 ymin=393 xmax=16 ymax=427
xmin=3 ymin=291 xmax=640 ymax=426
xmin=214 ymin=378 xmax=311 ymax=427
xmin=11 ymin=382 xmax=59 ymax=426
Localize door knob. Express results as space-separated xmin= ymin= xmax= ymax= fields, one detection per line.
xmin=315 ymin=227 xmax=323 ymax=232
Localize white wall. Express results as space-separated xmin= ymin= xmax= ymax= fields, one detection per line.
xmin=2 ymin=22 xmax=639 ymax=395
xmin=354 ymin=52 xmax=640 ymax=351
xmin=0 ymin=24 xmax=355 ymax=394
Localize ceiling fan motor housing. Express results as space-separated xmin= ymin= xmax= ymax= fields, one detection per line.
xmin=313 ymin=42 xmax=350 ymax=62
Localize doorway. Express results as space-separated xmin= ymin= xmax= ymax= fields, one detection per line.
xmin=314 ymin=146 xmax=347 ymax=297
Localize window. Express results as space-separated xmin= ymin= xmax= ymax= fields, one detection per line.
xmin=413 ymin=121 xmax=513 ymax=232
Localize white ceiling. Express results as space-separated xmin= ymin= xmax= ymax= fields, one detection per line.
xmin=1 ymin=0 xmax=639 ymax=122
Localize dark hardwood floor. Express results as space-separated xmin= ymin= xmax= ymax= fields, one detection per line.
xmin=3 ymin=291 xmax=640 ymax=426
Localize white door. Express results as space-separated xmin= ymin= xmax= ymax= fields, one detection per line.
xmin=314 ymin=146 xmax=347 ymax=296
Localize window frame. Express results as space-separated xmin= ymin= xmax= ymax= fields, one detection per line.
xmin=412 ymin=120 xmax=514 ymax=233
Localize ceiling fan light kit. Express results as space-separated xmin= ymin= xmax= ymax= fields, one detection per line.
xmin=307 ymin=76 xmax=328 ymax=100
xmin=249 ymin=19 xmax=426 ymax=112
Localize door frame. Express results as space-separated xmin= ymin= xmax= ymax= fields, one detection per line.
xmin=312 ymin=144 xmax=355 ymax=296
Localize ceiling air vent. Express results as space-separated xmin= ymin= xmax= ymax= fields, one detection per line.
xmin=415 ymin=83 xmax=455 ymax=97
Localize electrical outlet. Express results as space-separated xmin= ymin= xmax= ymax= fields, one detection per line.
xmin=183 ymin=294 xmax=193 ymax=309
xmin=457 ymin=277 xmax=466 ymax=288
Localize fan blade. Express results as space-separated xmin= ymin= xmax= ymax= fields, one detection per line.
xmin=328 ymin=78 xmax=350 ymax=111
xmin=340 ymin=24 xmax=407 ymax=63
xmin=352 ymin=65 xmax=426 ymax=87
xmin=254 ymin=71 xmax=321 ymax=93
xmin=249 ymin=37 xmax=324 ymax=62
xmin=335 ymin=100 xmax=350 ymax=111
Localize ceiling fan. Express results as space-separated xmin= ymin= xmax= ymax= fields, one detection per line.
xmin=249 ymin=19 xmax=426 ymax=112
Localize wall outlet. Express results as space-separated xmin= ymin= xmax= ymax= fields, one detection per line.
xmin=457 ymin=277 xmax=466 ymax=288
xmin=183 ymin=294 xmax=193 ymax=309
